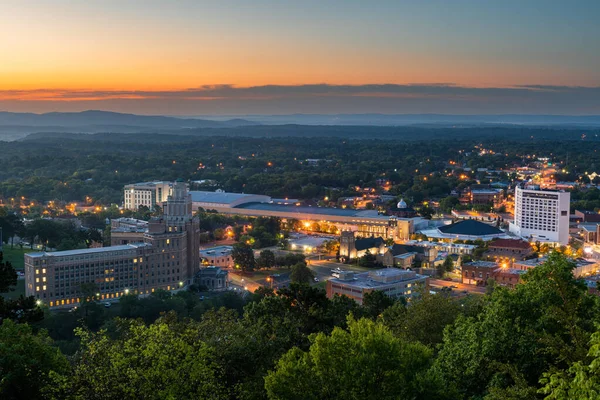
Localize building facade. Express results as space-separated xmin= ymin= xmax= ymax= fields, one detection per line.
xmin=200 ymin=246 xmax=234 ymax=269
xmin=326 ymin=268 xmax=428 ymax=304
xmin=509 ymin=186 xmax=570 ymax=245
xmin=194 ymin=266 xmax=229 ymax=291
xmin=26 ymin=181 xmax=200 ymax=308
xmin=124 ymin=181 xmax=174 ymax=210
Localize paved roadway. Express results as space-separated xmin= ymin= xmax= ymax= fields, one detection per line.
xmin=429 ymin=278 xmax=486 ymax=294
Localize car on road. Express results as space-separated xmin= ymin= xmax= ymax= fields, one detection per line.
xmin=104 ymin=302 xmax=111 ymax=308
xmin=314 ymin=277 xmax=319 ymax=282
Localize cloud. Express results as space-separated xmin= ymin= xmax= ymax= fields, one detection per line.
xmin=1 ymin=84 xmax=599 ymax=114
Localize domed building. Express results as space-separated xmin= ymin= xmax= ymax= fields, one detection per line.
xmin=387 ymin=198 xmax=418 ymax=218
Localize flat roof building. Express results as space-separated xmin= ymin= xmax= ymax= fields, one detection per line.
xmin=188 ymin=189 xmax=420 ymax=241
xmin=326 ymin=268 xmax=428 ymax=304
xmin=27 ymin=181 xmax=200 ymax=308
xmin=509 ymin=185 xmax=570 ymax=245
xmin=124 ymin=181 xmax=174 ymax=210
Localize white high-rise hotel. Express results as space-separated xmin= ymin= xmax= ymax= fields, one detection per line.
xmin=509 ymin=185 xmax=570 ymax=245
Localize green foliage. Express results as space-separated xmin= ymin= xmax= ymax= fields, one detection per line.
xmin=0 ymin=320 xmax=69 ymax=400
xmin=289 ymin=262 xmax=314 ymax=284
xmin=434 ymin=252 xmax=600 ymax=398
xmin=264 ymin=317 xmax=453 ymax=400
xmin=256 ymin=249 xmax=276 ymax=269
xmin=0 ymin=252 xmax=17 ymax=293
xmin=362 ymin=290 xmax=396 ymax=318
xmin=232 ymin=243 xmax=256 ymax=272
xmin=540 ymin=327 xmax=600 ymax=399
xmin=358 ymin=249 xmax=379 ymax=268
xmin=382 ymin=291 xmax=461 ymax=348
xmin=443 ymin=256 xmax=454 ymax=272
xmin=50 ymin=314 xmax=227 ymax=400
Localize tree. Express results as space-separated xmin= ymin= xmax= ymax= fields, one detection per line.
xmin=256 ymin=249 xmax=276 ymax=269
xmin=264 ymin=317 xmax=453 ymax=400
xmin=443 ymin=256 xmax=454 ymax=273
xmin=439 ymin=196 xmax=460 ymax=213
xmin=436 ymin=262 xmax=446 ymax=278
xmin=0 ymin=252 xmax=17 ymax=293
xmin=51 ymin=314 xmax=227 ymax=400
xmin=290 ymin=262 xmax=314 ymax=284
xmin=232 ymin=243 xmax=256 ymax=272
xmin=362 ymin=290 xmax=395 ymax=318
xmin=434 ymin=253 xmax=600 ymax=398
xmin=382 ymin=291 xmax=461 ymax=347
xmin=540 ymin=327 xmax=600 ymax=399
xmin=0 ymin=320 xmax=69 ymax=399
xmin=358 ymin=249 xmax=378 ymax=268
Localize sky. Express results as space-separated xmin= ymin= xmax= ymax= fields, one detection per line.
xmin=1 ymin=0 xmax=599 ymax=115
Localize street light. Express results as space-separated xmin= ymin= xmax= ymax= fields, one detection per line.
xmin=36 ymin=300 xmax=42 ymax=306
xmin=124 ymin=288 xmax=130 ymax=295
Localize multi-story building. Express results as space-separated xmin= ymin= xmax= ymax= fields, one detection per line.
xmin=509 ymin=185 xmax=570 ymax=245
xmin=124 ymin=181 xmax=174 ymax=210
xmin=460 ymin=186 xmax=504 ymax=206
xmin=326 ymin=268 xmax=428 ymax=304
xmin=484 ymin=238 xmax=534 ymax=261
xmin=110 ymin=217 xmax=148 ymax=245
xmin=25 ymin=181 xmax=200 ymax=308
xmin=461 ymin=261 xmax=500 ymax=285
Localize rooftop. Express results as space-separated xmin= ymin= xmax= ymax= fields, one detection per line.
xmin=190 ymin=191 xmax=268 ymax=204
xmin=200 ymin=246 xmax=233 ymax=256
xmin=488 ymin=239 xmax=532 ymax=249
xmin=355 ymin=237 xmax=385 ymax=251
xmin=235 ymin=202 xmax=402 ymax=220
xmin=125 ymin=181 xmax=171 ymax=188
xmin=463 ymin=261 xmax=500 ymax=269
xmin=438 ymin=220 xmax=503 ymax=236
xmin=26 ymin=243 xmax=150 ymax=258
xmin=329 ymin=268 xmax=427 ymax=289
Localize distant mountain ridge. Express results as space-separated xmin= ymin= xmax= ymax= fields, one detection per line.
xmin=193 ymin=113 xmax=600 ymax=127
xmin=0 ymin=110 xmax=259 ymax=129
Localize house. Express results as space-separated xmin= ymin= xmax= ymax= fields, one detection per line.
xmin=194 ymin=266 xmax=229 ymax=291
xmin=199 ymin=246 xmax=234 ymax=269
xmin=378 ymin=244 xmax=438 ymax=268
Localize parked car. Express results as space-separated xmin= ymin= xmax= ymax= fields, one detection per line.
xmin=314 ymin=277 xmax=319 ymax=282
xmin=104 ymin=302 xmax=111 ymax=308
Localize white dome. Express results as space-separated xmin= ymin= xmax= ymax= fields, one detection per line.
xmin=397 ymin=199 xmax=407 ymax=209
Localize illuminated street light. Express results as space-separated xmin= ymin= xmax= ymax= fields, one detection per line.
xmin=124 ymin=288 xmax=130 ymax=295
xmin=36 ymin=300 xmax=42 ymax=306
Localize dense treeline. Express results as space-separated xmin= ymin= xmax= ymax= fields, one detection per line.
xmin=2 ymin=253 xmax=600 ymax=399
xmin=1 ymin=130 xmax=599 ymax=207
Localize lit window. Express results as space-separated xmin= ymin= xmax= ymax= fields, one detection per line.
xmin=36 ymin=286 xmax=40 ymax=291
xmin=36 ymin=278 xmax=39 ymax=283
xmin=42 ymin=285 xmax=46 ymax=290
xmin=42 ymin=268 xmax=46 ymax=274
xmin=42 ymin=277 xmax=46 ymax=282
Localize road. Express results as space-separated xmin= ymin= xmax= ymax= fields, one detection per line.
xmin=429 ymin=278 xmax=486 ymax=294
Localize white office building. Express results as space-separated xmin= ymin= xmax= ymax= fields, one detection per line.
xmin=509 ymin=186 xmax=570 ymax=245
xmin=124 ymin=181 xmax=174 ymax=210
